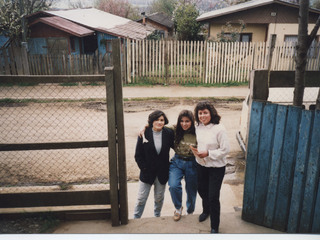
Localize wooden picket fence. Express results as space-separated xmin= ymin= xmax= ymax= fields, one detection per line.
xmin=126 ymin=40 xmax=320 ymax=84
xmin=242 ymin=101 xmax=320 ymax=233
xmin=1 ymin=40 xmax=320 ymax=84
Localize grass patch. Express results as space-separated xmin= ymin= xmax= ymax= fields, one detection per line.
xmin=123 ymin=97 xmax=170 ymax=102
xmin=124 ymin=81 xmax=248 ymax=87
xmin=179 ymin=81 xmax=248 ymax=87
xmin=59 ymin=82 xmax=79 ymax=86
xmin=81 ymin=82 xmax=104 ymax=86
xmin=38 ymin=214 xmax=60 ymax=233
xmin=123 ymin=96 xmax=244 ymax=102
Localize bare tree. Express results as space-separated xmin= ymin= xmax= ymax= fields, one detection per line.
xmin=294 ymin=0 xmax=320 ymax=108
xmin=95 ymin=0 xmax=140 ymax=20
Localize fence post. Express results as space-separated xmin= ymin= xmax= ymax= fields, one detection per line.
xmin=112 ymin=38 xmax=128 ymax=225
xmin=250 ymin=70 xmax=269 ymax=101
xmin=105 ymin=66 xmax=120 ymax=226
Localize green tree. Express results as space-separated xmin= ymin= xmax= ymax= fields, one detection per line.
xmin=0 ymin=0 xmax=52 ymax=43
xmin=214 ymin=21 xmax=246 ymax=42
xmin=173 ymin=2 xmax=201 ymax=40
xmin=149 ymin=0 xmax=177 ymax=17
xmin=311 ymin=0 xmax=320 ymax=9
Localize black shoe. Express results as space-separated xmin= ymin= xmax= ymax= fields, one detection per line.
xmin=211 ymin=229 xmax=218 ymax=233
xmin=199 ymin=212 xmax=209 ymax=222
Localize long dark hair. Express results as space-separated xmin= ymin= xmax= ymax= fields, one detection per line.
xmin=148 ymin=110 xmax=169 ymax=127
xmin=175 ymin=110 xmax=195 ymax=145
xmin=194 ymin=101 xmax=221 ymax=125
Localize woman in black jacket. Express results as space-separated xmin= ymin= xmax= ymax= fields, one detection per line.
xmin=133 ymin=110 xmax=174 ymax=219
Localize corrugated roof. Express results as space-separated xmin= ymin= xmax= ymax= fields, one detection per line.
xmin=197 ymin=0 xmax=297 ymax=22
xmin=29 ymin=16 xmax=94 ymax=37
xmin=145 ymin=12 xmax=174 ymax=29
xmin=98 ymin=21 xmax=155 ymax=40
xmin=44 ymin=8 xmax=154 ymax=39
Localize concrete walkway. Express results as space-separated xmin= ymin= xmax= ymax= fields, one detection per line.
xmin=53 ymin=176 xmax=282 ymax=234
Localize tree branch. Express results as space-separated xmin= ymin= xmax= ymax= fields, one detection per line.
xmin=307 ymin=15 xmax=320 ymax=48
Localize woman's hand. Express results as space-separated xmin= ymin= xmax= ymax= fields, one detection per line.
xmin=197 ymin=150 xmax=209 ymax=158
xmin=138 ymin=124 xmax=149 ymax=137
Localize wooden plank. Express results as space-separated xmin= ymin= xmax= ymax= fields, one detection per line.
xmin=0 ymin=75 xmax=104 ymax=84
xmin=287 ymin=110 xmax=313 ymax=232
xmin=127 ymin=39 xmax=131 ymax=83
xmin=8 ymin=45 xmax=17 ymax=75
xmin=201 ymin=41 xmax=206 ymax=84
xmin=105 ymin=66 xmax=120 ymax=226
xmin=0 ymin=208 xmax=111 ymax=221
xmin=264 ymin=105 xmax=287 ymax=227
xmin=269 ymin=71 xmax=320 ymax=87
xmin=165 ymin=40 xmax=169 ymax=84
xmin=112 ymin=39 xmax=128 ymax=225
xmin=250 ymin=70 xmax=269 ymax=101
xmin=299 ymin=110 xmax=320 ymax=232
xmin=0 ymin=190 xmax=110 ymax=208
xmin=3 ymin=49 xmax=11 ymax=74
xmin=0 ymin=141 xmax=108 ymax=151
xmin=311 ymin=178 xmax=320 ymax=233
xmin=12 ymin=45 xmax=23 ymax=75
xmin=273 ymin=106 xmax=301 ymax=231
xmin=253 ymin=103 xmax=277 ymax=225
xmin=142 ymin=40 xmax=145 ymax=76
xmin=242 ymin=100 xmax=264 ymax=222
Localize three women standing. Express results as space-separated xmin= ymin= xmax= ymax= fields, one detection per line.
xmin=133 ymin=101 xmax=230 ymax=234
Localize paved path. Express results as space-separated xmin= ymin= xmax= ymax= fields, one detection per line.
xmin=53 ymin=176 xmax=282 ymax=234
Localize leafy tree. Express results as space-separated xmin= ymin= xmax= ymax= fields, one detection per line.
xmin=95 ymin=0 xmax=140 ymax=20
xmin=148 ymin=0 xmax=177 ymax=17
xmin=311 ymin=0 xmax=320 ymax=9
xmin=213 ymin=21 xmax=246 ymax=42
xmin=173 ymin=2 xmax=201 ymax=40
xmin=0 ymin=0 xmax=52 ymax=43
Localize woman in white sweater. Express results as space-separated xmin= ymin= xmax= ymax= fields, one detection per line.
xmin=191 ymin=101 xmax=230 ymax=234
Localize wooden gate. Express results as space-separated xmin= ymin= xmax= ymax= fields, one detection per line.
xmin=242 ymin=70 xmax=320 ymax=233
xmin=0 ymin=40 xmax=128 ymax=226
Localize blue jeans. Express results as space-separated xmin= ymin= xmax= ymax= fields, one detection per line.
xmin=133 ymin=177 xmax=166 ymax=219
xmin=168 ymin=154 xmax=198 ymax=214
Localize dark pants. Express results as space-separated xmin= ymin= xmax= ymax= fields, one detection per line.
xmin=197 ymin=163 xmax=225 ymax=231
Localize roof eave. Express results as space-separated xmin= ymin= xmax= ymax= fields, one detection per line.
xmin=29 ymin=18 xmax=94 ymax=37
xmin=196 ymin=0 xmax=308 ymax=22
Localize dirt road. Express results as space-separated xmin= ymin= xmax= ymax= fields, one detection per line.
xmin=0 ymin=86 xmax=246 ymax=189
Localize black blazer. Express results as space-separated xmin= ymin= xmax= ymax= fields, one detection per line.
xmin=135 ymin=127 xmax=174 ymax=185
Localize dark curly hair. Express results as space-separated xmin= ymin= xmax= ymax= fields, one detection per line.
xmin=148 ymin=110 xmax=169 ymax=127
xmin=175 ymin=110 xmax=195 ymax=145
xmin=194 ymin=101 xmax=221 ymax=125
